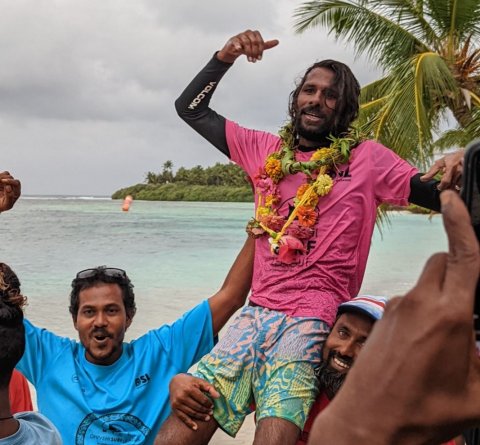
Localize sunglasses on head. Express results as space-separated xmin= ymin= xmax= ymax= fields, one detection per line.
xmin=75 ymin=267 xmax=127 ymax=280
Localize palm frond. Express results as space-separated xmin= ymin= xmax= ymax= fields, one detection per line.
xmin=293 ymin=0 xmax=432 ymax=70
xmin=434 ymin=106 xmax=480 ymax=150
xmin=425 ymin=0 xmax=480 ymax=42
xmin=369 ymin=53 xmax=457 ymax=168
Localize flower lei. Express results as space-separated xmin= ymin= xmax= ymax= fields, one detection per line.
xmin=246 ymin=123 xmax=363 ymax=264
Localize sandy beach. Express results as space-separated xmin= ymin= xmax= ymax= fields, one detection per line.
xmin=211 ymin=415 xmax=255 ymax=445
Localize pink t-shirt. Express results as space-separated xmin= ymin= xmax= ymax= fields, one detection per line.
xmin=227 ymin=120 xmax=418 ymax=325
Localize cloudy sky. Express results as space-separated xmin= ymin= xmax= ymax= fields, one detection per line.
xmin=0 ymin=0 xmax=382 ymax=195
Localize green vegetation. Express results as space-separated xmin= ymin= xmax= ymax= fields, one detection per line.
xmin=294 ymin=0 xmax=480 ymax=169
xmin=112 ymin=161 xmax=253 ymax=202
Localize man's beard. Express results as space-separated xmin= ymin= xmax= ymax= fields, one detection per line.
xmin=315 ymin=350 xmax=351 ymax=399
xmin=294 ymin=105 xmax=334 ymax=143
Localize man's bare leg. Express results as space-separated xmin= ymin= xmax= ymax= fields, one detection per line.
xmin=154 ymin=414 xmax=219 ymax=445
xmin=253 ymin=417 xmax=300 ymax=445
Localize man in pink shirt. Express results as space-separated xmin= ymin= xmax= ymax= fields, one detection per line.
xmin=156 ymin=30 xmax=459 ymax=445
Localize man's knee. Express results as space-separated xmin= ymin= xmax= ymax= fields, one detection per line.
xmin=154 ymin=414 xmax=218 ymax=445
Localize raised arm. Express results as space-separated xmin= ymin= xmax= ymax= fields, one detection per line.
xmin=174 ymin=30 xmax=278 ymax=158
xmin=207 ymin=236 xmax=254 ymax=336
xmin=0 ymin=171 xmax=21 ymax=213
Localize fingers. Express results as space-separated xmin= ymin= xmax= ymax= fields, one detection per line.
xmin=420 ymin=161 xmax=441 ymax=182
xmin=0 ymin=171 xmax=21 ymax=212
xmin=173 ymin=401 xmax=212 ymax=421
xmin=421 ymin=151 xmax=465 ymax=190
xmin=219 ymin=30 xmax=278 ymax=63
xmin=441 ymin=191 xmax=480 ymax=309
xmin=174 ymin=410 xmax=198 ymax=431
xmin=175 ymin=389 xmax=213 ymax=414
xmin=197 ymin=380 xmax=220 ymax=399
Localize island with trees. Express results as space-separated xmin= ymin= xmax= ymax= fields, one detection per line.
xmin=111 ymin=161 xmax=253 ymax=202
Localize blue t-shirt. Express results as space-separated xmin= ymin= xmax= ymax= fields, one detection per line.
xmin=0 ymin=412 xmax=62 ymax=445
xmin=17 ymin=300 xmax=213 ymax=445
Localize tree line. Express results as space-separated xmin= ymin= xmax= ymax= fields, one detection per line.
xmin=111 ymin=161 xmax=253 ymax=202
xmin=144 ymin=161 xmax=249 ymax=187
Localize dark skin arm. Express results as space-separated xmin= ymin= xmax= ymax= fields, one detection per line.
xmin=207 ymin=236 xmax=254 ymax=336
xmin=309 ymin=191 xmax=480 ymax=445
xmin=168 ymin=373 xmax=219 ymax=431
xmin=0 ymin=172 xmax=21 ymax=212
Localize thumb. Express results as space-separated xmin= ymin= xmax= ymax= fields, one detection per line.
xmin=264 ymin=39 xmax=279 ymax=50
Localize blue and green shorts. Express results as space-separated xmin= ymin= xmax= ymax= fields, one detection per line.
xmin=193 ymin=305 xmax=329 ymax=437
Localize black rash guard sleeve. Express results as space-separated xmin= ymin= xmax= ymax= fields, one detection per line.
xmin=408 ymin=173 xmax=441 ymax=212
xmin=175 ymin=56 xmax=442 ymax=212
xmin=175 ymin=54 xmax=232 ymax=157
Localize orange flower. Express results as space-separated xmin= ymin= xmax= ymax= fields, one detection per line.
xmin=310 ymin=147 xmax=337 ymax=161
xmin=296 ymin=183 xmax=319 ymax=208
xmin=265 ymin=157 xmax=283 ymax=183
xmin=297 ymin=206 xmax=317 ymax=227
xmin=296 ymin=183 xmax=310 ymax=200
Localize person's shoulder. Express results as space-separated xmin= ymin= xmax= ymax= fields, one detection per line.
xmin=134 ymin=300 xmax=211 ymax=343
xmin=226 ymin=119 xmax=280 ymax=144
xmin=24 ymin=317 xmax=79 ymax=346
xmin=14 ymin=412 xmax=62 ymax=444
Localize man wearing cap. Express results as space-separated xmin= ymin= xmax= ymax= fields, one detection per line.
xmin=297 ymin=295 xmax=387 ymax=444
xmin=303 ymin=295 xmax=461 ymax=445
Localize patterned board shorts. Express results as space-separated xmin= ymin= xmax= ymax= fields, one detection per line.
xmin=193 ymin=305 xmax=330 ymax=437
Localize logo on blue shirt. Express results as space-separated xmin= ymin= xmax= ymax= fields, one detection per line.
xmin=135 ymin=373 xmax=151 ymax=388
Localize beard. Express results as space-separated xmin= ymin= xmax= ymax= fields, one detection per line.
xmin=294 ymin=105 xmax=335 ymax=143
xmin=315 ymin=350 xmax=350 ymax=399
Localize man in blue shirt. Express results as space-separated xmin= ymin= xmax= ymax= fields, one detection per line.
xmin=0 ymin=171 xmax=252 ymax=445
xmin=13 ymin=209 xmax=253 ymax=443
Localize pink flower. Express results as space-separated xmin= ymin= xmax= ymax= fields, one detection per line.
xmin=255 ymin=176 xmax=278 ymax=196
xmin=286 ymin=221 xmax=314 ymax=240
xmin=277 ymin=235 xmax=305 ymax=264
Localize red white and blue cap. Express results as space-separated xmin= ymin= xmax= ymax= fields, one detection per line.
xmin=337 ymin=295 xmax=388 ymax=322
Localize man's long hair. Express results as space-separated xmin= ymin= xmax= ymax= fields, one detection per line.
xmin=0 ymin=263 xmax=27 ymax=388
xmin=288 ymin=60 xmax=360 ymax=139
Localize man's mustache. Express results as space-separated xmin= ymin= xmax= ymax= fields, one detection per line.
xmin=300 ymin=105 xmax=328 ymax=119
xmin=328 ymin=350 xmax=353 ymax=367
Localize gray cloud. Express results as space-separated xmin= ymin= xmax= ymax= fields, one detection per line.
xmin=0 ymin=0 xmax=380 ymax=195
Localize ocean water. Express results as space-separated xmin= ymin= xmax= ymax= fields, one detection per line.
xmin=0 ymin=197 xmax=447 ymax=340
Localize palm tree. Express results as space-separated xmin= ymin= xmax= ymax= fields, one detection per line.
xmin=294 ymin=0 xmax=480 ymax=168
xmin=145 ymin=171 xmax=159 ymax=185
xmin=162 ymin=160 xmax=174 ymax=184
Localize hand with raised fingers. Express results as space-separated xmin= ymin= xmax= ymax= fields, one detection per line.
xmin=420 ymin=149 xmax=464 ymax=191
xmin=169 ymin=374 xmax=220 ymax=431
xmin=0 ymin=171 xmax=21 ymax=212
xmin=309 ymin=190 xmax=480 ymax=445
xmin=217 ymin=29 xmax=279 ymax=64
